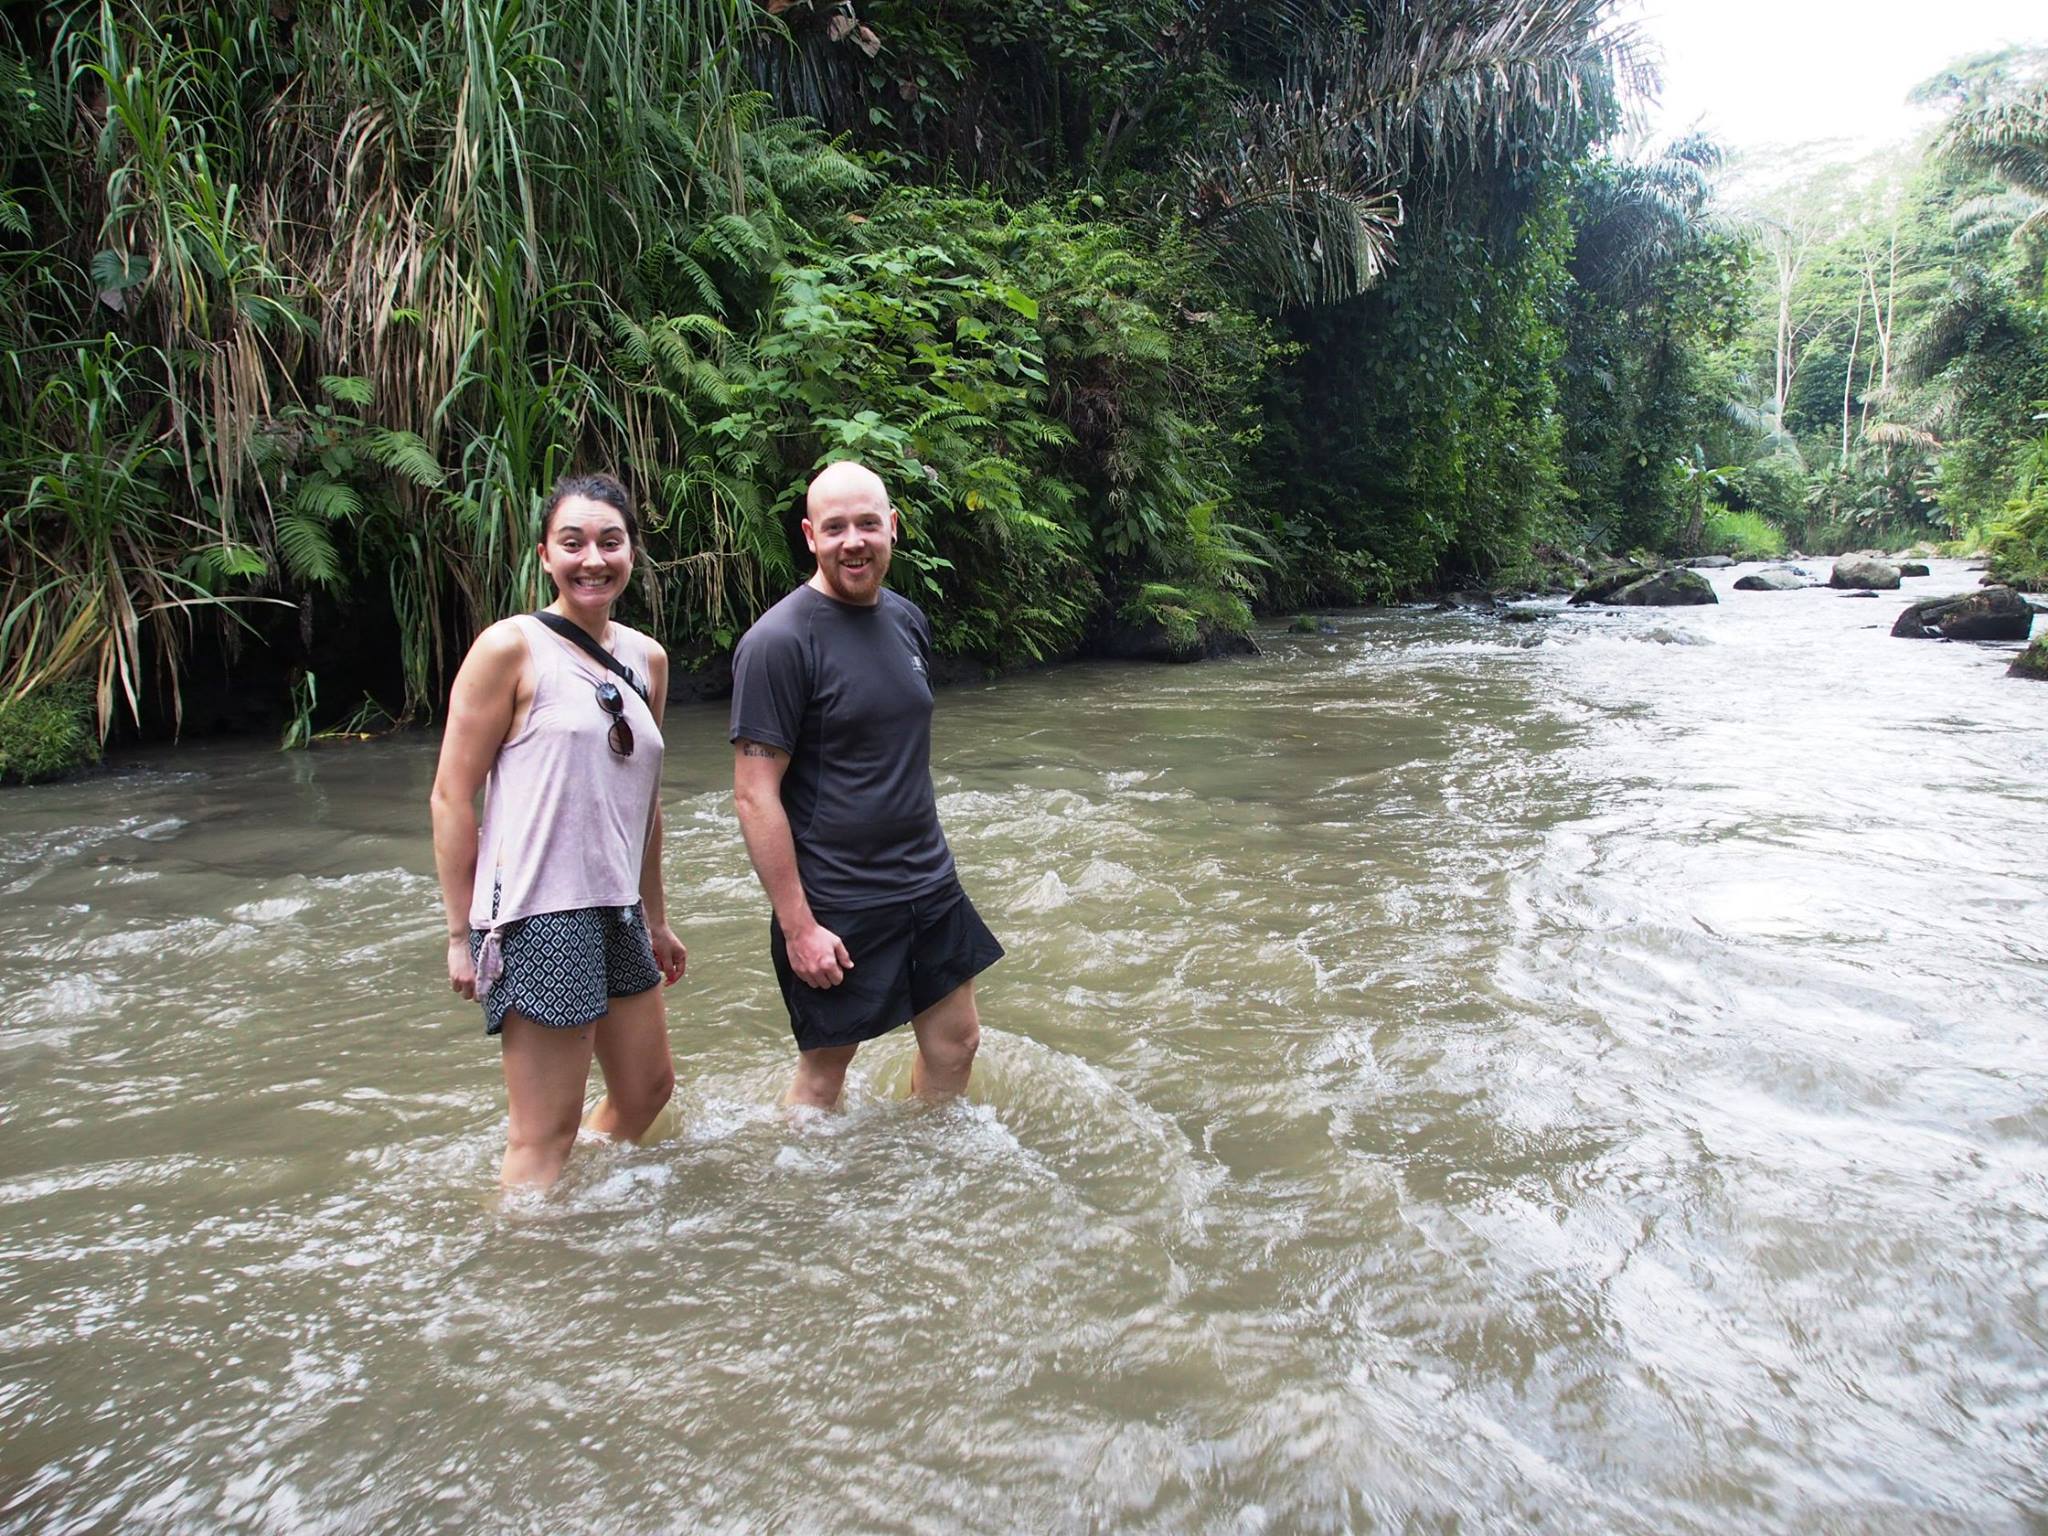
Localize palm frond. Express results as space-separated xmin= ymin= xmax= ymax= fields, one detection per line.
xmin=1184 ymin=0 xmax=1641 ymax=307
xmin=1864 ymin=421 xmax=1942 ymax=451
xmin=1937 ymin=90 xmax=2048 ymax=199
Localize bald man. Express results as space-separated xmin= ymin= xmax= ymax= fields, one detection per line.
xmin=729 ymin=460 xmax=1003 ymax=1108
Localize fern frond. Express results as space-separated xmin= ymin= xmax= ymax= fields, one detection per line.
xmin=292 ymin=477 xmax=365 ymax=522
xmin=277 ymin=511 xmax=344 ymax=586
xmin=365 ymin=430 xmax=442 ymax=487
xmin=318 ymin=375 xmax=373 ymax=407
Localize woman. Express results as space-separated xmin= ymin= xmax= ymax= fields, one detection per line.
xmin=430 ymin=472 xmax=688 ymax=1189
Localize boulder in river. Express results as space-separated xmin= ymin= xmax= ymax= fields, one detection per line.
xmin=1830 ymin=557 xmax=1901 ymax=590
xmin=1612 ymin=568 xmax=1717 ymax=606
xmin=1685 ymin=555 xmax=1735 ymax=569
xmin=1568 ymin=566 xmax=1716 ymax=606
xmin=2011 ymin=637 xmax=2048 ymax=681
xmin=1093 ymin=616 xmax=1261 ymax=663
xmin=1733 ymin=568 xmax=1807 ymax=592
xmin=1891 ymin=587 xmax=2037 ymax=641
xmin=1897 ymin=562 xmax=1931 ymax=577
xmin=1567 ymin=565 xmax=1652 ymax=605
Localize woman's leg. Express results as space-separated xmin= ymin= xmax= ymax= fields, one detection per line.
xmin=587 ymin=986 xmax=675 ymax=1142
xmin=499 ymin=1012 xmax=598 ymax=1189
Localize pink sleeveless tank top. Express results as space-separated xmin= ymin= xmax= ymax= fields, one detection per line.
xmin=470 ymin=615 xmax=663 ymax=992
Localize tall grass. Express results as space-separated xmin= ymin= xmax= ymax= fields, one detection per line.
xmin=2 ymin=0 xmax=825 ymax=731
xmin=1701 ymin=506 xmax=1788 ymax=560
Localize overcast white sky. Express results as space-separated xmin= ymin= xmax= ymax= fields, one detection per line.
xmin=1626 ymin=0 xmax=2047 ymax=154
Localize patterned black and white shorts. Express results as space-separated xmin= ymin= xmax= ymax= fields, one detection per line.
xmin=469 ymin=901 xmax=662 ymax=1036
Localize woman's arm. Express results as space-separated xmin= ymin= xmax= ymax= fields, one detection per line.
xmin=429 ymin=623 xmax=524 ymax=999
xmin=639 ymin=644 xmax=687 ymax=984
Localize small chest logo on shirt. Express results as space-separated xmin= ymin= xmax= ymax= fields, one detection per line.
xmin=908 ymin=651 xmax=927 ymax=678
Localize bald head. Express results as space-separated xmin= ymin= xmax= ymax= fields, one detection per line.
xmin=802 ymin=459 xmax=898 ymax=605
xmin=806 ymin=460 xmax=890 ymax=520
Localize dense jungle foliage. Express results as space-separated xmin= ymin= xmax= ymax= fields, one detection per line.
xmin=1723 ymin=48 xmax=2048 ymax=584
xmin=1 ymin=2 xmax=2042 ymax=778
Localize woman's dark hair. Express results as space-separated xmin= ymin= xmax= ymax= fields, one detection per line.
xmin=541 ymin=472 xmax=639 ymax=546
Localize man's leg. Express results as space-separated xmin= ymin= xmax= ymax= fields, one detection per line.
xmin=500 ymin=1013 xmax=599 ymax=1189
xmin=786 ymin=1042 xmax=859 ymax=1109
xmin=908 ymin=978 xmax=980 ymax=1100
xmin=587 ymin=986 xmax=675 ymax=1142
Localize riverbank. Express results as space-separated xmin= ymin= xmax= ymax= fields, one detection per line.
xmin=9 ymin=550 xmax=2038 ymax=787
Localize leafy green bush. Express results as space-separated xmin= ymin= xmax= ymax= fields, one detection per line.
xmin=1726 ymin=454 xmax=1809 ymax=527
xmin=702 ymin=189 xmax=1272 ymax=663
xmin=0 ymin=681 xmax=99 ymax=785
xmin=1985 ymin=421 xmax=2048 ymax=591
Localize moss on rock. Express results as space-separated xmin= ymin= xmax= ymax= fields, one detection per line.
xmin=2009 ymin=635 xmax=2048 ymax=682
xmin=0 ymin=682 xmax=101 ymax=785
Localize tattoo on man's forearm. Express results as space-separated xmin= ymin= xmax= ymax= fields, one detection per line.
xmin=739 ymin=742 xmax=782 ymax=759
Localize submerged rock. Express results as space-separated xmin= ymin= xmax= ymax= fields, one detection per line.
xmin=1891 ymin=588 xmax=2036 ymax=641
xmin=1831 ymin=557 xmax=1901 ymax=590
xmin=1685 ymin=555 xmax=1736 ymax=569
xmin=1436 ymin=590 xmax=1498 ymax=612
xmin=1897 ymin=562 xmax=1931 ymax=578
xmin=1733 ymin=569 xmax=1807 ymax=592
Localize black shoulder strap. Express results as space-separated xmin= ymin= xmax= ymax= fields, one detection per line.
xmin=530 ymin=612 xmax=650 ymax=704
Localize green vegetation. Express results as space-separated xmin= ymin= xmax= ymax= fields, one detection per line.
xmin=0 ymin=678 xmax=97 ymax=783
xmin=1719 ymin=48 xmax=2048 ymax=567
xmin=6 ymin=2 xmax=2043 ymax=751
xmin=1702 ymin=507 xmax=1788 ymax=561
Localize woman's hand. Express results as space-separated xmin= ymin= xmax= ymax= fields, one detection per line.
xmin=649 ymin=923 xmax=688 ymax=986
xmin=448 ymin=935 xmax=477 ymax=1000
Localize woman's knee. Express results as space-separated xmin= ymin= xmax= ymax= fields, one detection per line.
xmin=617 ymin=1061 xmax=675 ymax=1119
xmin=506 ymin=1103 xmax=581 ymax=1159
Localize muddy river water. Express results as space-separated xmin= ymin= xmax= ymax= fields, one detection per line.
xmin=2 ymin=561 xmax=2044 ymax=1531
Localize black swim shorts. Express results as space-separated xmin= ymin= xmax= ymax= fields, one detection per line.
xmin=469 ymin=902 xmax=662 ymax=1036
xmin=769 ymin=884 xmax=1004 ymax=1053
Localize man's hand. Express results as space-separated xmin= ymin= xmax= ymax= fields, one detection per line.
xmin=447 ymin=936 xmax=477 ymax=1001
xmin=649 ymin=922 xmax=688 ymax=986
xmin=787 ymin=922 xmax=854 ymax=988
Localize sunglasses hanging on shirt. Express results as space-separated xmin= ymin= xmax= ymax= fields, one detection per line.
xmin=593 ymin=680 xmax=634 ymax=758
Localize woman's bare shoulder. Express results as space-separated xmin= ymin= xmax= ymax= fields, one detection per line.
xmin=456 ymin=617 xmax=532 ymax=680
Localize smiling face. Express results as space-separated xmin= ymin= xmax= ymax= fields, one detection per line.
xmin=803 ymin=463 xmax=897 ymax=607
xmin=538 ymin=494 xmax=634 ymax=616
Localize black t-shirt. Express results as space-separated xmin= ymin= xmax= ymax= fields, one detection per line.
xmin=728 ymin=584 xmax=956 ymax=909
